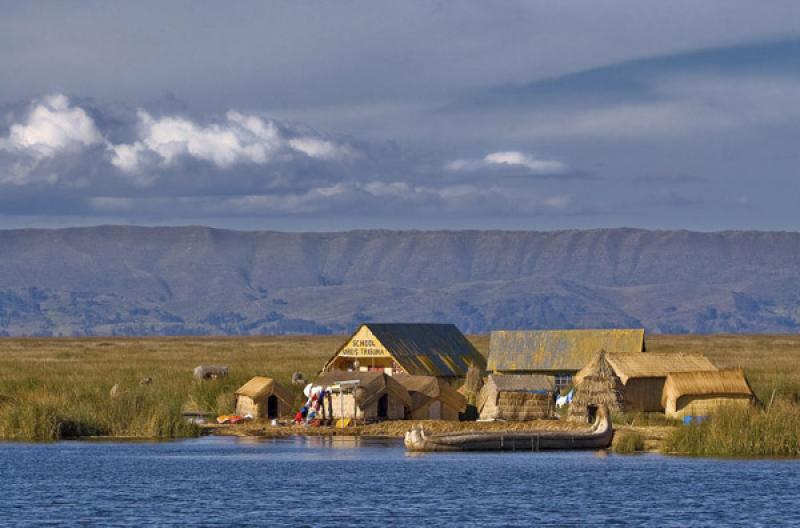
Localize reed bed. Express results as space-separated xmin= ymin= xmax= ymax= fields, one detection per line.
xmin=611 ymin=430 xmax=645 ymax=454
xmin=0 ymin=336 xmax=339 ymax=441
xmin=661 ymin=400 xmax=800 ymax=457
xmin=1 ymin=333 xmax=800 ymax=442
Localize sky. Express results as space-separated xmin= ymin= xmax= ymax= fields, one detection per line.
xmin=2 ymin=1 xmax=800 ymax=232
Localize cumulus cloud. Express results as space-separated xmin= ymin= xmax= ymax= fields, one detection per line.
xmin=288 ymin=137 xmax=355 ymax=160
xmin=109 ymin=109 xmax=356 ymax=176
xmin=446 ymin=151 xmax=567 ymax=174
xmin=110 ymin=110 xmax=283 ymax=172
xmin=0 ymin=94 xmax=102 ymax=158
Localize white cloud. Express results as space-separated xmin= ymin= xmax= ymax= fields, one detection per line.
xmin=110 ymin=110 xmax=283 ymax=173
xmin=289 ymin=137 xmax=354 ymax=160
xmin=359 ymin=181 xmax=410 ymax=197
xmin=0 ymin=94 xmax=102 ymax=158
xmin=224 ymin=184 xmax=348 ymax=214
xmin=109 ymin=110 xmax=356 ymax=175
xmin=446 ymin=151 xmax=567 ymax=174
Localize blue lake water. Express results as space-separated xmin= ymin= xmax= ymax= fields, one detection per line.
xmin=1 ymin=436 xmax=800 ymax=527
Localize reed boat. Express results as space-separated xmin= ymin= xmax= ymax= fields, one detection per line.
xmin=404 ymin=406 xmax=613 ymax=452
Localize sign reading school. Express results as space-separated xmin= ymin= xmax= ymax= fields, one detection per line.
xmin=339 ymin=334 xmax=391 ymax=358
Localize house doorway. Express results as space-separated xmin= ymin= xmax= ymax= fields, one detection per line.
xmin=267 ymin=395 xmax=279 ymax=418
xmin=377 ymin=394 xmax=389 ymax=419
xmin=586 ymin=404 xmax=598 ymax=423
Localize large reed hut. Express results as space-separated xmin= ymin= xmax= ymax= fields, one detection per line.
xmin=478 ymin=374 xmax=554 ymax=421
xmin=394 ymin=374 xmax=466 ymax=420
xmin=234 ymin=376 xmax=293 ymax=419
xmin=316 ymin=371 xmax=411 ymax=421
xmin=598 ymin=353 xmax=719 ymax=412
xmin=568 ymin=350 xmax=625 ymax=423
xmin=487 ymin=329 xmax=645 ymax=391
xmin=322 ymin=323 xmax=486 ymax=378
xmin=662 ymin=368 xmax=755 ymax=419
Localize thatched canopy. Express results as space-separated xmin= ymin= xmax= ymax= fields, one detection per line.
xmin=601 ymin=353 xmax=718 ymax=384
xmin=316 ymin=371 xmax=412 ymax=408
xmin=569 ymin=350 xmax=624 ymax=421
xmin=661 ymin=368 xmax=754 ymax=407
xmin=394 ymin=374 xmax=467 ymax=413
xmin=234 ymin=376 xmax=293 ymax=405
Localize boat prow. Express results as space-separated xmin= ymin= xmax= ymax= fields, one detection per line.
xmin=404 ymin=406 xmax=613 ymax=452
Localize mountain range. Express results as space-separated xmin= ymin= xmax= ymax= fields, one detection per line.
xmin=1 ymin=226 xmax=799 ymax=336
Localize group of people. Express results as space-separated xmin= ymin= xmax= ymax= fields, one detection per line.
xmin=294 ymin=383 xmax=333 ymax=424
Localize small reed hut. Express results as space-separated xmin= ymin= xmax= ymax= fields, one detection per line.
xmin=600 ymin=353 xmax=718 ymax=412
xmin=478 ymin=374 xmax=554 ymax=421
xmin=661 ymin=368 xmax=755 ymax=419
xmin=316 ymin=371 xmax=411 ymax=421
xmin=234 ymin=376 xmax=293 ymax=419
xmin=569 ymin=350 xmax=625 ymax=423
xmin=394 ymin=374 xmax=466 ymax=421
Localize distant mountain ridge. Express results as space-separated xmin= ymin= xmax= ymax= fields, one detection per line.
xmin=1 ymin=226 xmax=800 ymax=336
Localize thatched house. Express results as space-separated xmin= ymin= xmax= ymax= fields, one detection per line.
xmin=394 ymin=374 xmax=466 ymax=420
xmin=591 ymin=353 xmax=719 ymax=412
xmin=316 ymin=371 xmax=411 ymax=421
xmin=662 ymin=368 xmax=755 ymax=419
xmin=234 ymin=376 xmax=293 ymax=419
xmin=568 ymin=351 xmax=625 ymax=423
xmin=478 ymin=374 xmax=554 ymax=421
xmin=322 ymin=323 xmax=486 ymax=378
xmin=487 ymin=329 xmax=645 ymax=391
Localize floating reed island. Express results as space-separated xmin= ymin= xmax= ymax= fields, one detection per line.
xmin=1 ymin=330 xmax=799 ymax=457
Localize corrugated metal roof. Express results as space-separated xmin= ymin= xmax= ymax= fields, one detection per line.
xmin=662 ymin=368 xmax=753 ymax=406
xmin=606 ymin=353 xmax=717 ymax=384
xmin=327 ymin=323 xmax=486 ymax=377
xmin=487 ymin=329 xmax=645 ymax=372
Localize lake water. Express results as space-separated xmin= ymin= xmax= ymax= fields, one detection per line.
xmin=1 ymin=436 xmax=800 ymax=527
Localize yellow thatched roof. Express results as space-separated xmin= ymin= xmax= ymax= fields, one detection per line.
xmin=394 ymin=374 xmax=467 ymax=413
xmin=605 ymin=353 xmax=717 ymax=384
xmin=662 ymin=368 xmax=754 ymax=407
xmin=488 ymin=329 xmax=645 ymax=372
xmin=234 ymin=376 xmax=292 ymax=404
xmin=316 ymin=371 xmax=412 ymax=408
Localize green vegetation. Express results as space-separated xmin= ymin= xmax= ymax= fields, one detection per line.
xmin=612 ymin=412 xmax=680 ymax=427
xmin=0 ymin=336 xmax=339 ymax=441
xmin=661 ymin=401 xmax=800 ymax=457
xmin=611 ymin=430 xmax=645 ymax=454
xmin=2 ymin=333 xmax=800 ymax=446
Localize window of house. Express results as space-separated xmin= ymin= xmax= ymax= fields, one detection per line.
xmin=554 ymin=373 xmax=573 ymax=392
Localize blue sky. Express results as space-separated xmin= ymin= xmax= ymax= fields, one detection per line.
xmin=2 ymin=1 xmax=800 ymax=231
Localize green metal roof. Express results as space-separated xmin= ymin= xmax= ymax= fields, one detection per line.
xmin=487 ymin=328 xmax=645 ymax=373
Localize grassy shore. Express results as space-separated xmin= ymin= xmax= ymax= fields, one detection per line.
xmin=661 ymin=401 xmax=800 ymax=457
xmin=1 ymin=333 xmax=799 ymax=443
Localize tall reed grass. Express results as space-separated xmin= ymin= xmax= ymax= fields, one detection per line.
xmin=661 ymin=400 xmax=800 ymax=457
xmin=0 ymin=336 xmax=339 ymax=441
